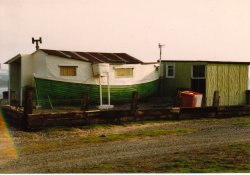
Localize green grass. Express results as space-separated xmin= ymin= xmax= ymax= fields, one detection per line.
xmin=86 ymin=143 xmax=250 ymax=173
xmin=81 ymin=128 xmax=193 ymax=143
xmin=45 ymin=123 xmax=129 ymax=131
xmin=20 ymin=127 xmax=193 ymax=153
xmin=232 ymin=117 xmax=250 ymax=126
xmin=236 ymin=121 xmax=250 ymax=126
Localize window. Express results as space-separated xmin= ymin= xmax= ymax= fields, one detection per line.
xmin=166 ymin=64 xmax=175 ymax=78
xmin=115 ymin=68 xmax=133 ymax=78
xmin=192 ymin=65 xmax=205 ymax=79
xmin=60 ymin=66 xmax=77 ymax=76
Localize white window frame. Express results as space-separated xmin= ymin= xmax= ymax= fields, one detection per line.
xmin=166 ymin=63 xmax=175 ymax=78
xmin=191 ymin=65 xmax=206 ymax=79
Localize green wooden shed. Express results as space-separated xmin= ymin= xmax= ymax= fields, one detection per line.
xmin=160 ymin=60 xmax=249 ymax=106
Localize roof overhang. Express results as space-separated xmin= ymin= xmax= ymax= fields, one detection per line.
xmin=4 ymin=54 xmax=22 ymax=64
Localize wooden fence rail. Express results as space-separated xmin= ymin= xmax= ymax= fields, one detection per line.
xmin=2 ymin=88 xmax=250 ymax=130
xmin=2 ymin=105 xmax=250 ymax=130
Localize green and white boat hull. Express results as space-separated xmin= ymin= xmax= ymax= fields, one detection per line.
xmin=34 ymin=77 xmax=159 ymax=107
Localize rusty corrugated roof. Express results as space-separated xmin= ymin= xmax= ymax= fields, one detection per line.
xmin=40 ymin=49 xmax=144 ymax=64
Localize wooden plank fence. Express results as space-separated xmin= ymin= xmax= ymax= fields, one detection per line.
xmin=2 ymin=105 xmax=250 ymax=130
xmin=2 ymin=88 xmax=250 ymax=131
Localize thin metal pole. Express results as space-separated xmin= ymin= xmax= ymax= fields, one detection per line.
xmin=99 ymin=76 xmax=103 ymax=105
xmin=158 ymin=43 xmax=165 ymax=77
xmin=107 ymin=72 xmax=110 ymax=105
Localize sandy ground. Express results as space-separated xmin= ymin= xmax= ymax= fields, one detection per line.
xmin=0 ymin=117 xmax=250 ymax=173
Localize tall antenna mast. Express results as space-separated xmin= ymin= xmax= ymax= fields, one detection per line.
xmin=32 ymin=37 xmax=42 ymax=50
xmin=158 ymin=43 xmax=165 ymax=77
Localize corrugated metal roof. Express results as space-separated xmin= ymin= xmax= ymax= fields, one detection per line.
xmin=40 ymin=49 xmax=144 ymax=64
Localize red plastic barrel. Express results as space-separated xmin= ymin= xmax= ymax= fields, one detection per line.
xmin=180 ymin=91 xmax=202 ymax=107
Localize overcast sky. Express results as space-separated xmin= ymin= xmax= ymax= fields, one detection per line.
xmin=1 ymin=0 xmax=250 ymax=68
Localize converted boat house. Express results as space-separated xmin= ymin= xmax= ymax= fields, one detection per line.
xmin=5 ymin=49 xmax=159 ymax=107
xmin=160 ymin=60 xmax=249 ymax=106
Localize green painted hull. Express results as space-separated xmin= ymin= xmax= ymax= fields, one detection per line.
xmin=34 ymin=77 xmax=159 ymax=107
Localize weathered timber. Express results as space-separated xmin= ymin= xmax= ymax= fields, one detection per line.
xmin=3 ymin=104 xmax=250 ymax=130
xmin=27 ymin=112 xmax=89 ymax=128
xmin=212 ymin=91 xmax=220 ymax=107
xmin=23 ymin=87 xmax=34 ymax=130
xmin=1 ymin=106 xmax=23 ymax=128
xmin=136 ymin=108 xmax=178 ymax=120
xmin=179 ymin=107 xmax=218 ymax=119
xmin=25 ymin=109 xmax=179 ymax=129
xmin=23 ymin=87 xmax=33 ymax=115
xmin=217 ymin=105 xmax=250 ymax=118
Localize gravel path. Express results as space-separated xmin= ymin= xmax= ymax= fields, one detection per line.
xmin=0 ymin=117 xmax=250 ymax=173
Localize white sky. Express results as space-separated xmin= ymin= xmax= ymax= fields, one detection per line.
xmin=1 ymin=0 xmax=250 ymax=69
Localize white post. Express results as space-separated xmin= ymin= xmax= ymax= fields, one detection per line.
xmin=99 ymin=76 xmax=102 ymax=105
xmin=158 ymin=43 xmax=165 ymax=77
xmin=107 ymin=72 xmax=110 ymax=105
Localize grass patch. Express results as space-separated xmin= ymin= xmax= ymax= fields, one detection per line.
xmin=81 ymin=128 xmax=193 ymax=143
xmin=236 ymin=121 xmax=250 ymax=126
xmin=87 ymin=143 xmax=250 ymax=173
xmin=232 ymin=117 xmax=250 ymax=127
xmin=46 ymin=120 xmax=171 ymax=131
xmin=19 ymin=127 xmax=193 ymax=153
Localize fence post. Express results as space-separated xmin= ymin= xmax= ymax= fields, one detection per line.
xmin=212 ymin=91 xmax=220 ymax=107
xmin=81 ymin=92 xmax=89 ymax=111
xmin=131 ymin=91 xmax=139 ymax=111
xmin=23 ymin=87 xmax=33 ymax=130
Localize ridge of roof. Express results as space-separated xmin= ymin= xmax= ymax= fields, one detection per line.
xmin=40 ymin=49 xmax=144 ymax=64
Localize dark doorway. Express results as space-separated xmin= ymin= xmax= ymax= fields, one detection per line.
xmin=191 ymin=78 xmax=206 ymax=106
xmin=191 ymin=79 xmax=206 ymax=94
xmin=191 ymin=65 xmax=206 ymax=94
xmin=191 ymin=65 xmax=206 ymax=106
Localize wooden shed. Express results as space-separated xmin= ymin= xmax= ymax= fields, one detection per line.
xmin=160 ymin=60 xmax=249 ymax=106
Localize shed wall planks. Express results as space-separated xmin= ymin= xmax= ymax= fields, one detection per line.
xmin=163 ymin=61 xmax=249 ymax=106
xmin=206 ymin=64 xmax=218 ymax=106
xmin=206 ymin=64 xmax=248 ymax=106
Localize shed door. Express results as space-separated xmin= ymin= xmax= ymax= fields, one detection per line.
xmin=191 ymin=79 xmax=206 ymax=94
xmin=191 ymin=65 xmax=206 ymax=95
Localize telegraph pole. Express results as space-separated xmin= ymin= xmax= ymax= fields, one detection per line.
xmin=157 ymin=43 xmax=165 ymax=96
xmin=158 ymin=43 xmax=165 ymax=77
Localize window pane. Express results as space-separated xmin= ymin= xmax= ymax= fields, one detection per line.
xmin=60 ymin=66 xmax=76 ymax=76
xmin=168 ymin=66 xmax=174 ymax=76
xmin=115 ymin=68 xmax=133 ymax=77
xmin=166 ymin=64 xmax=175 ymax=78
xmin=193 ymin=65 xmax=205 ymax=78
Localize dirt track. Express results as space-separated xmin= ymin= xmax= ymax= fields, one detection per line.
xmin=0 ymin=117 xmax=250 ymax=173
